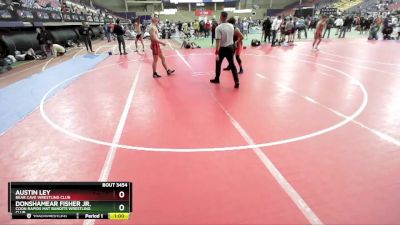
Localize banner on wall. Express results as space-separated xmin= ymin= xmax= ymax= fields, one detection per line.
xmin=195 ymin=10 xmax=213 ymax=16
xmin=320 ymin=7 xmax=337 ymax=15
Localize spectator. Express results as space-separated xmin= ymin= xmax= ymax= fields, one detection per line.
xmin=103 ymin=22 xmax=110 ymax=42
xmin=286 ymin=17 xmax=295 ymax=45
xmin=193 ymin=19 xmax=200 ymax=38
xmin=199 ymin=20 xmax=205 ymax=38
xmin=36 ymin=27 xmax=49 ymax=56
xmin=339 ymin=16 xmax=352 ymax=38
xmin=242 ymin=19 xmax=249 ymax=39
xmin=52 ymin=44 xmax=66 ymax=56
xmin=205 ymin=20 xmax=211 ymax=38
xmin=79 ymin=21 xmax=94 ymax=52
xmin=262 ymin=17 xmax=272 ymax=43
xmin=323 ymin=15 xmax=334 ymax=38
xmin=335 ymin=15 xmax=344 ymax=36
xmin=33 ymin=0 xmax=42 ymax=8
xmin=271 ymin=16 xmax=282 ymax=47
xmin=177 ymin=21 xmax=183 ymax=34
xmin=211 ymin=18 xmax=218 ymax=45
xmin=297 ymin=16 xmax=308 ymax=39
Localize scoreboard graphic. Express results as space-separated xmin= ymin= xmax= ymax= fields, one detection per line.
xmin=8 ymin=182 xmax=132 ymax=220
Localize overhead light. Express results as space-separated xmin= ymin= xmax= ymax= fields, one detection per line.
xmin=223 ymin=7 xmax=235 ymax=11
xmin=234 ymin=9 xmax=252 ymax=13
xmin=159 ymin=8 xmax=178 ymax=15
xmin=170 ymin=0 xmax=203 ymax=3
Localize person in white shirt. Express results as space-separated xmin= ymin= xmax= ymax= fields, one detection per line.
xmin=33 ymin=0 xmax=42 ymax=8
xmin=242 ymin=20 xmax=249 ymax=39
xmin=210 ymin=11 xmax=239 ymax=89
xmin=52 ymin=44 xmax=66 ymax=56
xmin=271 ymin=16 xmax=282 ymax=46
xmin=335 ymin=16 xmax=344 ymax=36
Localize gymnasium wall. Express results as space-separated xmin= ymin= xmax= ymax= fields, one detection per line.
xmin=93 ymin=0 xmax=300 ymax=18
xmin=158 ymin=8 xmax=266 ymax=22
xmin=239 ymin=0 xmax=298 ymax=9
xmin=92 ymin=0 xmax=126 ymax=12
xmin=0 ymin=26 xmax=101 ymax=56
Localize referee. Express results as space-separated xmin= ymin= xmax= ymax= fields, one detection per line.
xmin=210 ymin=11 xmax=239 ymax=88
xmin=113 ymin=19 xmax=127 ymax=55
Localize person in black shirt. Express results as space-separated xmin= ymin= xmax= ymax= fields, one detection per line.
xmin=339 ymin=16 xmax=351 ymax=38
xmin=177 ymin=21 xmax=182 ymax=34
xmin=262 ymin=17 xmax=272 ymax=43
xmin=113 ymin=19 xmax=127 ymax=55
xmin=79 ymin=22 xmax=94 ymax=52
xmin=211 ymin=18 xmax=218 ymax=46
xmin=323 ymin=16 xmax=334 ymax=38
xmin=36 ymin=27 xmax=49 ymax=56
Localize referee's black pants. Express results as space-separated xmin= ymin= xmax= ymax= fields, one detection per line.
xmin=271 ymin=30 xmax=278 ymax=46
xmin=215 ymin=46 xmax=239 ymax=84
xmin=83 ymin=35 xmax=93 ymax=51
xmin=117 ymin=35 xmax=126 ymax=54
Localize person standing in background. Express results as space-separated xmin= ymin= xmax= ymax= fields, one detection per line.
xmin=242 ymin=19 xmax=249 ymax=39
xmin=339 ymin=15 xmax=351 ymax=38
xmin=103 ymin=22 xmax=111 ymax=42
xmin=210 ymin=11 xmax=240 ymax=89
xmin=113 ymin=19 xmax=127 ymax=55
xmin=36 ymin=27 xmax=49 ymax=56
xmin=323 ymin=15 xmax=334 ymax=38
xmin=79 ymin=22 xmax=94 ymax=52
xmin=99 ymin=24 xmax=105 ymax=40
xmin=335 ymin=15 xmax=344 ymax=36
xmin=205 ymin=20 xmax=211 ymax=39
xmin=211 ymin=18 xmax=218 ymax=46
xmin=347 ymin=15 xmax=354 ymax=32
xmin=177 ymin=21 xmax=183 ymax=35
xmin=193 ymin=19 xmax=200 ymax=38
xmin=182 ymin=22 xmax=189 ymax=38
xmin=199 ymin=20 xmax=205 ymax=38
xmin=296 ymin=16 xmax=307 ymax=39
xmin=285 ymin=17 xmax=295 ymax=45
xmin=279 ymin=17 xmax=287 ymax=45
xmin=271 ymin=16 xmax=282 ymax=47
xmin=134 ymin=18 xmax=145 ymax=52
xmin=108 ymin=21 xmax=116 ymax=41
xmin=262 ymin=17 xmax=272 ymax=43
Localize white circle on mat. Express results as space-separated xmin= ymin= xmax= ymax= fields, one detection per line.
xmin=40 ymin=53 xmax=368 ymax=152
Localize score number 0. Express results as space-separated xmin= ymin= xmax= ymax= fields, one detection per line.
xmin=119 ymin=191 xmax=125 ymax=211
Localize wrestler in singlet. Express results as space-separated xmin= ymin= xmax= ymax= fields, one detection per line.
xmin=312 ymin=15 xmax=328 ymax=50
xmin=149 ymin=23 xmax=161 ymax=56
xmin=134 ymin=18 xmax=145 ymax=52
xmin=315 ymin=19 xmax=326 ymax=39
xmin=234 ymin=27 xmax=243 ymax=56
xmin=149 ymin=15 xmax=174 ymax=78
xmin=134 ymin=20 xmax=142 ymax=39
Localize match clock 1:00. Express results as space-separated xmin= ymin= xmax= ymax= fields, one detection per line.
xmin=109 ymin=213 xmax=129 ymax=220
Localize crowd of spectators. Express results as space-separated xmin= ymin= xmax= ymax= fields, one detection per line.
xmin=348 ymin=0 xmax=400 ymax=13
xmin=1 ymin=0 xmax=109 ymax=18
